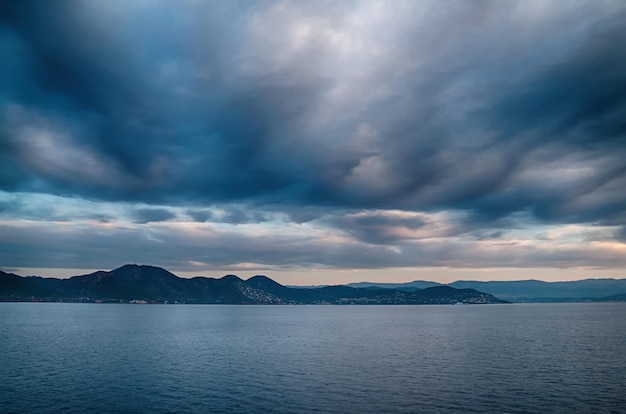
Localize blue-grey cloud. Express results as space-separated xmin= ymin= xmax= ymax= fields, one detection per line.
xmin=2 ymin=1 xmax=624 ymax=218
xmin=1 ymin=219 xmax=625 ymax=274
xmin=187 ymin=209 xmax=213 ymax=223
xmin=327 ymin=212 xmax=427 ymax=245
xmin=616 ymin=226 xmax=626 ymax=242
xmin=2 ymin=1 xmax=626 ymax=275
xmin=132 ymin=208 xmax=176 ymax=224
xmin=221 ymin=208 xmax=268 ymax=225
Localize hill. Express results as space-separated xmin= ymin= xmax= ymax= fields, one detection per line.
xmin=330 ymin=278 xmax=626 ymax=302
xmin=0 ymin=265 xmax=507 ymax=305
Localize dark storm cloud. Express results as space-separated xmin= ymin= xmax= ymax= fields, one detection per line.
xmin=1 ymin=0 xmax=346 ymax=206
xmin=132 ymin=208 xmax=176 ymax=224
xmin=327 ymin=212 xmax=427 ymax=245
xmin=187 ymin=207 xmax=268 ymax=224
xmin=461 ymin=9 xmax=626 ymax=225
xmin=187 ymin=209 xmax=213 ymax=223
xmin=1 ymin=0 xmax=625 ymax=233
xmin=221 ymin=207 xmax=268 ymax=225
xmin=491 ymin=13 xmax=626 ymax=145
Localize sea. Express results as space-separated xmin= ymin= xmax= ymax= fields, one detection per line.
xmin=1 ymin=303 xmax=625 ymax=413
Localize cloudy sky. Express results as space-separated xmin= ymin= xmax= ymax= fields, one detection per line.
xmin=1 ymin=0 xmax=625 ymax=284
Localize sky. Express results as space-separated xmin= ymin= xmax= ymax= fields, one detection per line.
xmin=1 ymin=0 xmax=626 ymax=285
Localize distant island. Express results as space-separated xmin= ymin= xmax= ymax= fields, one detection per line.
xmin=0 ymin=264 xmax=507 ymax=305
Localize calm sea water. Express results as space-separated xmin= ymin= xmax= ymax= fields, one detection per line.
xmin=1 ymin=303 xmax=625 ymax=413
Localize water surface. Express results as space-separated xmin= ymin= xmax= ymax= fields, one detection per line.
xmin=1 ymin=303 xmax=625 ymax=413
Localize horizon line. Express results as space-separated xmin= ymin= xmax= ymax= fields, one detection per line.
xmin=3 ymin=263 xmax=626 ymax=286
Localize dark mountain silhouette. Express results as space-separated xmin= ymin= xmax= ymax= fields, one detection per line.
xmin=0 ymin=265 xmax=507 ymax=305
xmin=66 ymin=265 xmax=194 ymax=301
xmin=448 ymin=279 xmax=626 ymax=302
xmin=345 ymin=280 xmax=441 ymax=291
xmin=598 ymin=293 xmax=626 ymax=302
xmin=1 ymin=270 xmax=54 ymax=298
xmin=333 ymin=278 xmax=626 ymax=302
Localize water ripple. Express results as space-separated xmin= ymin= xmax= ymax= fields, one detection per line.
xmin=1 ymin=303 xmax=625 ymax=413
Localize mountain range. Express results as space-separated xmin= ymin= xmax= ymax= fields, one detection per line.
xmin=0 ymin=264 xmax=507 ymax=305
xmin=3 ymin=265 xmax=624 ymax=303
xmin=341 ymin=279 xmax=626 ymax=302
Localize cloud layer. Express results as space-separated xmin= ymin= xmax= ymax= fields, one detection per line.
xmin=1 ymin=1 xmax=625 ymax=280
